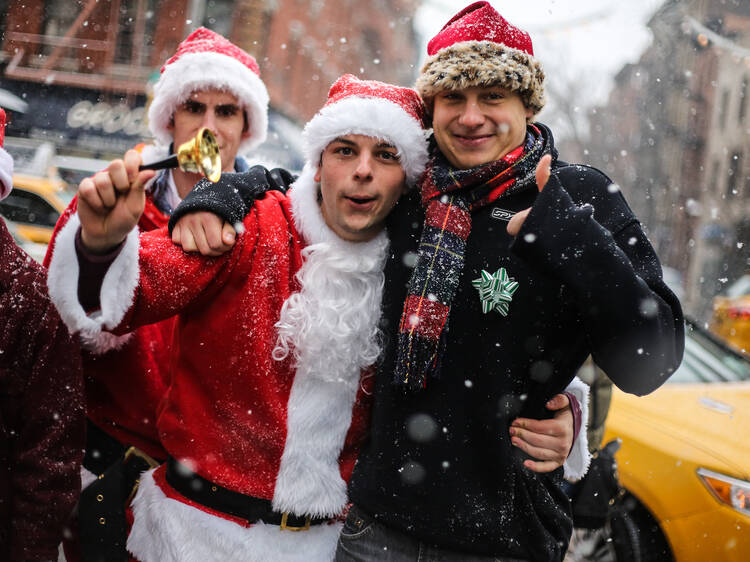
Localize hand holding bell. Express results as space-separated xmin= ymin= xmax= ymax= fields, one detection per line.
xmin=139 ymin=127 xmax=222 ymax=182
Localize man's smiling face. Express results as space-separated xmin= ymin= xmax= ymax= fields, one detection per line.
xmin=432 ymin=85 xmax=532 ymax=170
xmin=315 ymin=134 xmax=407 ymax=242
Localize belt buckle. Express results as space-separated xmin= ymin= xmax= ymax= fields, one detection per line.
xmin=123 ymin=446 xmax=160 ymax=469
xmin=280 ymin=512 xmax=311 ymax=531
xmin=123 ymin=446 xmax=160 ymax=504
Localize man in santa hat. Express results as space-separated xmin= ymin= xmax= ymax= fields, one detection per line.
xmin=332 ymin=3 xmax=683 ymax=561
xmin=42 ymin=27 xmax=289 ymax=559
xmin=47 ymin=75 xmax=428 ymax=562
xmin=0 ymin=109 xmax=85 ymax=561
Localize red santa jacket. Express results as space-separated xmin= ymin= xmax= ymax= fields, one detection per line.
xmin=47 ymin=164 xmax=386 ymax=520
xmin=44 ymin=193 xmax=172 ymax=460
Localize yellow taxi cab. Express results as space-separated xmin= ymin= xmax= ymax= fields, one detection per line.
xmin=711 ymin=274 xmax=750 ymax=356
xmin=603 ymin=320 xmax=750 ymax=561
xmin=0 ymin=173 xmax=73 ymax=244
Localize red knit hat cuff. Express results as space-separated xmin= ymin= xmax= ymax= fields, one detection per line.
xmin=415 ymin=40 xmax=546 ymax=116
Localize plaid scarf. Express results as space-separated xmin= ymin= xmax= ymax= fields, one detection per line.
xmin=394 ymin=125 xmax=547 ymax=390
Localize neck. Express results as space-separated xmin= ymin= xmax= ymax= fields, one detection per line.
xmin=172 ymin=168 xmax=203 ymax=199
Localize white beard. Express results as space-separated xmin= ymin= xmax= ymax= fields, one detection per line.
xmin=272 ymin=237 xmax=386 ymax=383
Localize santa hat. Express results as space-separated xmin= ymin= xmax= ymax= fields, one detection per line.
xmin=415 ymin=1 xmax=545 ymax=116
xmin=0 ymin=109 xmax=13 ymax=201
xmin=302 ymin=74 xmax=428 ymax=186
xmin=147 ymin=27 xmax=269 ymax=154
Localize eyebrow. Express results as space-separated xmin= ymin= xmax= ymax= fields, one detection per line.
xmin=330 ymin=137 xmax=396 ymax=150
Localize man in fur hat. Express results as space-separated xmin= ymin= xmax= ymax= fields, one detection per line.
xmin=0 ymin=109 xmax=85 ymax=561
xmin=48 ymin=75 xmax=429 ymax=562
xmin=331 ymin=3 xmax=684 ymax=561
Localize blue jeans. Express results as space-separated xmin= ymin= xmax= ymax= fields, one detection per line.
xmin=334 ymin=504 xmax=529 ymax=562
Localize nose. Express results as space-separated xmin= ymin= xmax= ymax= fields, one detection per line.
xmin=458 ymin=101 xmax=484 ymax=128
xmin=353 ymin=153 xmax=374 ymax=181
xmin=201 ymin=108 xmax=217 ymax=132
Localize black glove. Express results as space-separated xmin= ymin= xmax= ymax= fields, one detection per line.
xmin=167 ymin=165 xmax=296 ymax=235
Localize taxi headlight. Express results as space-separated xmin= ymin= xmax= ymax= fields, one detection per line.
xmin=697 ymin=468 xmax=750 ymax=516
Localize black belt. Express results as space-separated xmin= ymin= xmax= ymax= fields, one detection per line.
xmin=165 ymin=456 xmax=328 ymax=530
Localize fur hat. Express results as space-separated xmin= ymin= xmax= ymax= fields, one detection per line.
xmin=0 ymin=109 xmax=13 ymax=201
xmin=147 ymin=27 xmax=269 ymax=154
xmin=302 ymin=74 xmax=429 ymax=185
xmin=415 ymin=1 xmax=545 ymax=116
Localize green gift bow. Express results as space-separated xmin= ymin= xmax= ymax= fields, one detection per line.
xmin=471 ymin=268 xmax=519 ymax=316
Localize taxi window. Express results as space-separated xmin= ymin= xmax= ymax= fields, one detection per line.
xmin=0 ymin=188 xmax=60 ymax=227
xmin=669 ymin=322 xmax=750 ymax=383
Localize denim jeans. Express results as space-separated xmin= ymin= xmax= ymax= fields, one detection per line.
xmin=334 ymin=504 xmax=529 ymax=562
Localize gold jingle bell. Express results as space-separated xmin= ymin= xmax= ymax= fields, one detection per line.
xmin=139 ymin=127 xmax=222 ymax=182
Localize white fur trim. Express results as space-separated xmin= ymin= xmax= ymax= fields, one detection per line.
xmin=148 ymin=51 xmax=269 ymax=154
xmin=272 ymin=167 xmax=388 ymax=516
xmin=81 ymin=466 xmax=98 ymax=490
xmin=0 ymin=146 xmax=13 ymax=200
xmin=47 ymin=213 xmax=141 ymax=337
xmin=563 ymin=376 xmax=591 ymax=482
xmin=79 ymin=330 xmax=133 ymax=354
xmin=302 ymin=96 xmax=428 ymax=186
xmin=127 ymin=469 xmax=342 ymax=562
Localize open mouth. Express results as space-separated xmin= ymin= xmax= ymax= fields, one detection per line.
xmin=345 ymin=195 xmax=376 ymax=209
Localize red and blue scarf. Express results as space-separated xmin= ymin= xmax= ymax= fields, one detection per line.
xmin=394 ymin=125 xmax=548 ymax=390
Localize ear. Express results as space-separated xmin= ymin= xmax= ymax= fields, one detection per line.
xmin=241 ymin=113 xmax=251 ymax=140
xmin=525 ymin=107 xmax=534 ymax=121
xmin=313 ymin=165 xmax=322 ymax=183
xmin=166 ymin=115 xmax=175 ymax=133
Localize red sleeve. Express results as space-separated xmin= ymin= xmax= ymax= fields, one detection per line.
xmin=114 ymin=207 xmax=261 ymax=334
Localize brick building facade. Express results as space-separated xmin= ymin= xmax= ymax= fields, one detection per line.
xmin=0 ymin=0 xmax=419 ymax=163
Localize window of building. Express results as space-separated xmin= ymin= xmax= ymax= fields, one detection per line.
xmin=727 ymin=151 xmax=742 ymax=197
xmin=42 ymin=0 xmax=79 ymax=57
xmin=202 ymin=0 xmax=235 ymax=39
xmin=114 ymin=0 xmax=158 ymax=65
xmin=719 ymin=89 xmax=729 ymax=130
xmin=711 ymin=158 xmax=720 ymax=195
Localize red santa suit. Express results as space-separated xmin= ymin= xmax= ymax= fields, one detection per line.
xmin=43 ymin=26 xmax=271 ymax=473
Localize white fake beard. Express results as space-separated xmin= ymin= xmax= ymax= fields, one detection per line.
xmin=272 ymin=237 xmax=387 ymax=386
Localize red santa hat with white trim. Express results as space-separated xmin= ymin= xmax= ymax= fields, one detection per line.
xmin=0 ymin=109 xmax=13 ymax=201
xmin=147 ymin=27 xmax=269 ymax=154
xmin=302 ymin=74 xmax=429 ymax=186
xmin=415 ymin=1 xmax=546 ymax=117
